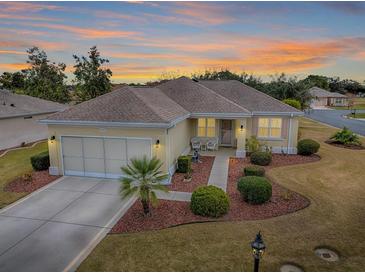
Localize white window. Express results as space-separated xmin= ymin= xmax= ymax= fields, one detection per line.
xmin=335 ymin=98 xmax=343 ymax=104
xmin=198 ymin=118 xmax=215 ymax=137
xmin=258 ymin=118 xmax=282 ymax=138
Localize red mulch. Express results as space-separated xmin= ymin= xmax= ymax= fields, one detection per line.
xmin=111 ymin=154 xmax=320 ymax=234
xmin=325 ymin=140 xmax=364 ymax=150
xmin=167 ymin=156 xmax=215 ymax=192
xmin=4 ymin=170 xmax=60 ymax=193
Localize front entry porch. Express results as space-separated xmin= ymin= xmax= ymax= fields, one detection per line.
xmin=192 ymin=117 xmax=247 ymax=157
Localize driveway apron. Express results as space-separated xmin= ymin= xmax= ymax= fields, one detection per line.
xmin=0 ymin=176 xmax=135 ymax=271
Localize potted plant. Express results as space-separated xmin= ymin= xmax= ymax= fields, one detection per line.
xmin=183 ymin=167 xmax=192 ymax=182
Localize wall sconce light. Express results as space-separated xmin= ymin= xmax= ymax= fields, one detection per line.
xmin=49 ymin=135 xmax=55 ymax=143
xmin=240 ymin=125 xmax=244 ymax=131
xmin=155 ymin=139 xmax=160 ymax=148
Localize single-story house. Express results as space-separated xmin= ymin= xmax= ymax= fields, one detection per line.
xmin=0 ymin=89 xmax=66 ymax=150
xmin=40 ymin=77 xmax=303 ymax=180
xmin=309 ymin=87 xmax=348 ymax=108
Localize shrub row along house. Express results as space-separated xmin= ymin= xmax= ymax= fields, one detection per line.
xmin=40 ymin=77 xmax=302 ymax=181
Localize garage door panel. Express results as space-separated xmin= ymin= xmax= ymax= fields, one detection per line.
xmin=62 ymin=137 xmax=82 ymax=157
xmin=127 ymin=139 xmax=151 ymax=160
xmin=63 ymin=157 xmax=84 ymax=176
xmin=105 ymin=159 xmax=127 ymax=178
xmin=83 ymin=138 xmax=104 ymax=158
xmin=62 ymin=137 xmax=151 ymax=179
xmin=104 ymin=139 xmax=127 ymax=160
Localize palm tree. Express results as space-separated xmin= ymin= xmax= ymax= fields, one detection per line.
xmin=120 ymin=156 xmax=169 ymax=215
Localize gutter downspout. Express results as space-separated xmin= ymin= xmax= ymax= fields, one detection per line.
xmin=287 ymin=113 xmax=293 ymax=154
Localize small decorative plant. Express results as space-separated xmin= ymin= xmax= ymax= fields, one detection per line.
xmin=183 ymin=167 xmax=192 ymax=182
xmin=177 ymin=156 xmax=192 ymax=173
xmin=246 ymin=136 xmax=261 ymax=153
xmin=250 ymin=151 xmax=272 ymax=166
xmin=237 ymin=176 xmax=272 ymax=204
xmin=330 ymin=127 xmax=362 ymax=146
xmin=243 ymin=165 xmax=265 ymax=177
xmin=22 ymin=172 xmax=33 ymax=182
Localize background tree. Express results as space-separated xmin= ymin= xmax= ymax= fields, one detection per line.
xmin=0 ymin=72 xmax=25 ymax=91
xmin=301 ymin=74 xmax=330 ymax=90
xmin=22 ymin=47 xmax=69 ymax=103
xmin=73 ymin=46 xmax=112 ymax=101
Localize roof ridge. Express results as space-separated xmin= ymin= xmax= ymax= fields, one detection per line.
xmin=195 ymin=81 xmax=251 ymax=113
xmin=129 ymin=87 xmax=171 ymax=123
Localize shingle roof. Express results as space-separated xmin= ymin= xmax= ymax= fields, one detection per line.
xmin=157 ymin=77 xmax=249 ymax=114
xmin=199 ymin=80 xmax=301 ymax=113
xmin=0 ymin=89 xmax=66 ymax=119
xmin=46 ymin=86 xmax=188 ymax=124
xmin=309 ymin=87 xmax=347 ymax=98
xmin=44 ymin=77 xmax=303 ymax=126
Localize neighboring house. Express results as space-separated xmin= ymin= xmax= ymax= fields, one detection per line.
xmin=309 ymin=87 xmax=348 ymax=108
xmin=0 ymin=89 xmax=66 ymax=150
xmin=40 ymin=77 xmax=302 ymax=180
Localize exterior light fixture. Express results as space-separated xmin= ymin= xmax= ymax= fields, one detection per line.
xmin=156 ymin=139 xmax=160 ymax=148
xmin=49 ymin=135 xmax=55 ymax=143
xmin=240 ymin=125 xmax=244 ymax=131
xmin=251 ymin=232 xmax=266 ymax=272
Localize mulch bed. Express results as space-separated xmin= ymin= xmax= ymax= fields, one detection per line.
xmin=167 ymin=156 xmax=215 ymax=192
xmin=111 ymin=154 xmax=320 ymax=234
xmin=325 ymin=140 xmax=364 ymax=150
xmin=4 ymin=170 xmax=60 ymax=193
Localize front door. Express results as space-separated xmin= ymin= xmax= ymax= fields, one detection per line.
xmin=220 ymin=120 xmax=232 ymax=146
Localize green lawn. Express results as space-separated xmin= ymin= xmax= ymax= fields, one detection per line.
xmin=0 ymin=141 xmax=48 ymax=208
xmin=348 ymin=113 xmax=365 ymax=119
xmin=331 ymin=97 xmax=365 ymax=110
xmin=78 ymin=118 xmax=365 ymax=272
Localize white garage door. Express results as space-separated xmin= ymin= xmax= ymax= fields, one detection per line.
xmin=61 ymin=136 xmax=151 ymax=179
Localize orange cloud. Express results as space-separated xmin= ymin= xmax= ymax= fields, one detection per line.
xmin=0 ymin=2 xmax=63 ymax=13
xmin=0 ymin=50 xmax=27 ymax=55
xmin=28 ymin=23 xmax=140 ymax=39
xmin=0 ymin=63 xmax=29 ymax=71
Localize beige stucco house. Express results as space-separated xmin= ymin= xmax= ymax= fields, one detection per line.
xmin=309 ymin=87 xmax=348 ymax=108
xmin=40 ymin=77 xmax=302 ymax=181
xmin=0 ymin=89 xmax=66 ymax=150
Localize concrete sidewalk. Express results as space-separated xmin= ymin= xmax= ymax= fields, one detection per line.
xmin=207 ymin=149 xmax=233 ymax=192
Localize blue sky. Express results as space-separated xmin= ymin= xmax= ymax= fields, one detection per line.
xmin=0 ymin=1 xmax=365 ymax=83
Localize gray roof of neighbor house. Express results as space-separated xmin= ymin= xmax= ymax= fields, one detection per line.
xmin=46 ymin=86 xmax=189 ymax=125
xmin=43 ymin=77 xmax=303 ymax=127
xmin=199 ymin=80 xmax=302 ymax=113
xmin=309 ymin=87 xmax=348 ymax=98
xmin=0 ymin=89 xmax=67 ymax=119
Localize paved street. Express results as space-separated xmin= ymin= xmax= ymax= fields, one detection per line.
xmin=0 ymin=177 xmax=136 ymax=272
xmin=305 ymin=109 xmax=365 ymax=136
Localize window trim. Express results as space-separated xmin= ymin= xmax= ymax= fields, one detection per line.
xmin=197 ymin=118 xmax=216 ymax=137
xmin=257 ymin=118 xmax=282 ymax=139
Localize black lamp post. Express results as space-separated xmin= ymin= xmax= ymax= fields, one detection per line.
xmin=251 ymin=232 xmax=266 ymax=272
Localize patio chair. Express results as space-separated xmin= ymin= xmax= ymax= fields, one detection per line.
xmin=191 ymin=140 xmax=201 ymax=151
xmin=206 ymin=139 xmax=217 ymax=151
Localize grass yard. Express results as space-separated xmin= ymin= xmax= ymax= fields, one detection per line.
xmin=331 ymin=97 xmax=365 ymax=110
xmin=0 ymin=141 xmax=48 ymax=208
xmin=348 ymin=113 xmax=365 ymax=119
xmin=78 ymin=118 xmax=365 ymax=272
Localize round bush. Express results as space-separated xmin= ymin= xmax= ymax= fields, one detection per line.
xmin=30 ymin=151 xmax=50 ymax=171
xmin=297 ymin=139 xmax=320 ymax=156
xmin=237 ymin=176 xmax=272 ymax=204
xmin=190 ymin=185 xmax=230 ymax=217
xmin=250 ymin=151 xmax=272 ymax=166
xmin=244 ymin=165 xmax=265 ymax=177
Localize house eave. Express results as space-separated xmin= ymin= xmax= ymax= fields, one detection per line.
xmin=252 ymin=111 xmax=304 ymax=117
xmin=190 ymin=112 xmax=251 ymax=118
xmin=39 ymin=119 xmax=173 ymax=128
xmin=0 ymin=110 xmax=62 ymax=120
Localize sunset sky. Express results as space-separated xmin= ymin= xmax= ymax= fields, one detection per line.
xmin=1 ymin=1 xmax=365 ymax=83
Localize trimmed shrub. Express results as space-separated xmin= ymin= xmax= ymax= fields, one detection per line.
xmin=177 ymin=155 xmax=192 ymax=173
xmin=190 ymin=185 xmax=230 ymax=217
xmin=244 ymin=165 xmax=265 ymax=177
xmin=250 ymin=151 xmax=272 ymax=166
xmin=237 ymin=176 xmax=272 ymax=204
xmin=30 ymin=151 xmax=50 ymax=171
xmin=297 ymin=139 xmax=320 ymax=155
xmin=282 ymin=98 xmax=301 ymax=110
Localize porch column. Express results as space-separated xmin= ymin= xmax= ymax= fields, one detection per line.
xmin=235 ymin=118 xmax=246 ymax=158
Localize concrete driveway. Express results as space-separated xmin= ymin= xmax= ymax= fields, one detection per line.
xmin=305 ymin=109 xmax=365 ymax=136
xmin=0 ymin=176 xmax=136 ymax=271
